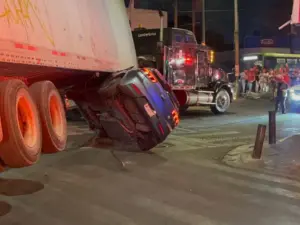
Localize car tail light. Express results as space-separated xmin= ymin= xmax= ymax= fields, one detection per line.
xmin=157 ymin=123 xmax=164 ymax=135
xmin=172 ymin=110 xmax=179 ymax=126
xmin=142 ymin=68 xmax=158 ymax=83
xmin=130 ymin=83 xmax=143 ymax=95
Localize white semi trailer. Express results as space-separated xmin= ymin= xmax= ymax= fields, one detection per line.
xmin=0 ymin=0 xmax=179 ymax=170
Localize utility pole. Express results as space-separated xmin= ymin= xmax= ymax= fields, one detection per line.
xmin=234 ymin=0 xmax=239 ymax=99
xmin=192 ymin=0 xmax=196 ymax=34
xmin=174 ymin=0 xmax=178 ymax=27
xmin=290 ymin=24 xmax=296 ymax=53
xmin=202 ymin=0 xmax=206 ymax=44
xmin=128 ymin=0 xmax=135 ymax=29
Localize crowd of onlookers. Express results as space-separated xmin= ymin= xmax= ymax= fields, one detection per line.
xmin=238 ymin=64 xmax=300 ymax=99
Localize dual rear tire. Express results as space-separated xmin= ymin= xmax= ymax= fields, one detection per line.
xmin=0 ymin=80 xmax=67 ymax=168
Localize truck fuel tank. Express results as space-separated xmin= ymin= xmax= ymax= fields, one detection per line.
xmin=173 ymin=89 xmax=214 ymax=106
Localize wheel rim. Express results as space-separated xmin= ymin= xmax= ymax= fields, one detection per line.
xmin=17 ymin=94 xmax=38 ymax=149
xmin=49 ymin=92 xmax=64 ymax=138
xmin=216 ymin=92 xmax=230 ymax=112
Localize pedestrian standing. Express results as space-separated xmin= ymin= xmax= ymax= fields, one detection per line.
xmin=240 ymin=69 xmax=247 ymax=96
xmin=254 ymin=66 xmax=260 ymax=93
xmin=247 ymin=68 xmax=255 ymax=95
xmin=259 ymin=68 xmax=268 ymax=93
xmin=269 ymin=69 xmax=277 ymax=101
xmin=275 ymin=75 xmax=288 ymax=114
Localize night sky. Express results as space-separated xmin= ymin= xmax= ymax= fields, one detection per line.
xmin=125 ymin=0 xmax=293 ymax=46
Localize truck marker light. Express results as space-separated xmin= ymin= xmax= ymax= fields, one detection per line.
xmin=142 ymin=68 xmax=158 ymax=83
xmin=184 ymin=57 xmax=193 ymax=65
xmin=15 ymin=43 xmax=37 ymax=51
xmin=52 ymin=51 xmax=67 ymax=56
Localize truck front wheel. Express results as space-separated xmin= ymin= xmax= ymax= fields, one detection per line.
xmin=30 ymin=81 xmax=67 ymax=153
xmin=210 ymin=89 xmax=231 ymax=114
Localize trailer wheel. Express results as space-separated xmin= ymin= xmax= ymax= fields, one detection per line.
xmin=29 ymin=81 xmax=67 ymax=153
xmin=0 ymin=80 xmax=42 ymax=167
xmin=210 ymin=89 xmax=231 ymax=114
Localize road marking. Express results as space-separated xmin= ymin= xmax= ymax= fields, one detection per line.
xmin=174 ymin=127 xmax=196 ymax=133
xmin=174 ymin=131 xmax=240 ymax=137
xmin=134 ymin=197 xmax=223 ymax=225
xmin=160 ymin=130 xmax=253 ymax=152
xmin=183 ymin=158 xmax=300 ymax=190
xmin=217 ymin=174 xmax=300 ymax=200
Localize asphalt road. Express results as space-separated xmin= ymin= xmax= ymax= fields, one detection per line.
xmin=1 ymin=98 xmax=300 ymax=225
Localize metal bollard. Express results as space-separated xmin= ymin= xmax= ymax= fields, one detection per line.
xmin=268 ymin=111 xmax=276 ymax=144
xmin=252 ymin=124 xmax=267 ymax=159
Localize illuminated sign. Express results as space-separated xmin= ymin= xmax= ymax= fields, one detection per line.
xmin=260 ymin=39 xmax=274 ymax=45
xmin=138 ymin=32 xmax=157 ymax=37
xmin=243 ymin=55 xmax=258 ymax=61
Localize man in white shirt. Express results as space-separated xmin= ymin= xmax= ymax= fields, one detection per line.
xmin=259 ymin=68 xmax=269 ymax=93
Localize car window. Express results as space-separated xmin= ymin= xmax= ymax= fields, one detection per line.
xmin=174 ymin=34 xmax=183 ymax=43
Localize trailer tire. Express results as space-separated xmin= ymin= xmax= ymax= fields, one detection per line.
xmin=29 ymin=81 xmax=67 ymax=153
xmin=0 ymin=80 xmax=42 ymax=167
xmin=210 ymin=89 xmax=231 ymax=114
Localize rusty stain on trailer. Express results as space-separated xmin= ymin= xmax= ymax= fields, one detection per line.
xmin=0 ymin=0 xmax=55 ymax=46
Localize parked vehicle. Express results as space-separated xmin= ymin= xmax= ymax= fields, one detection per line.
xmin=132 ymin=27 xmax=234 ymax=114
xmin=287 ymin=85 xmax=300 ymax=112
xmin=0 ymin=0 xmax=179 ymax=169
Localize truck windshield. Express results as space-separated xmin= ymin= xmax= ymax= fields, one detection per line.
xmin=185 ymin=35 xmax=196 ymax=43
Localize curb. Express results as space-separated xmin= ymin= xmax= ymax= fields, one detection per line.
xmin=277 ymin=133 xmax=300 ymax=143
xmin=223 ymin=144 xmax=264 ymax=167
xmin=223 ymin=134 xmax=300 ymax=167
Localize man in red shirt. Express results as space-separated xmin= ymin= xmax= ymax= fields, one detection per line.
xmin=247 ymin=68 xmax=256 ymax=95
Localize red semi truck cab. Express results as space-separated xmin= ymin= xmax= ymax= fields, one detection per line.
xmin=132 ymin=27 xmax=234 ymax=114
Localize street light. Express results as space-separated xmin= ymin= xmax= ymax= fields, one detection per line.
xmin=174 ymin=0 xmax=178 ymax=27
xmin=234 ymin=0 xmax=239 ymax=99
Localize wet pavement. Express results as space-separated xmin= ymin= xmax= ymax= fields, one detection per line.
xmin=1 ymin=98 xmax=300 ymax=225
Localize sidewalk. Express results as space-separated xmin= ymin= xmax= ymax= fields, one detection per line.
xmin=238 ymin=91 xmax=272 ymax=100
xmin=223 ymin=134 xmax=300 ymax=179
